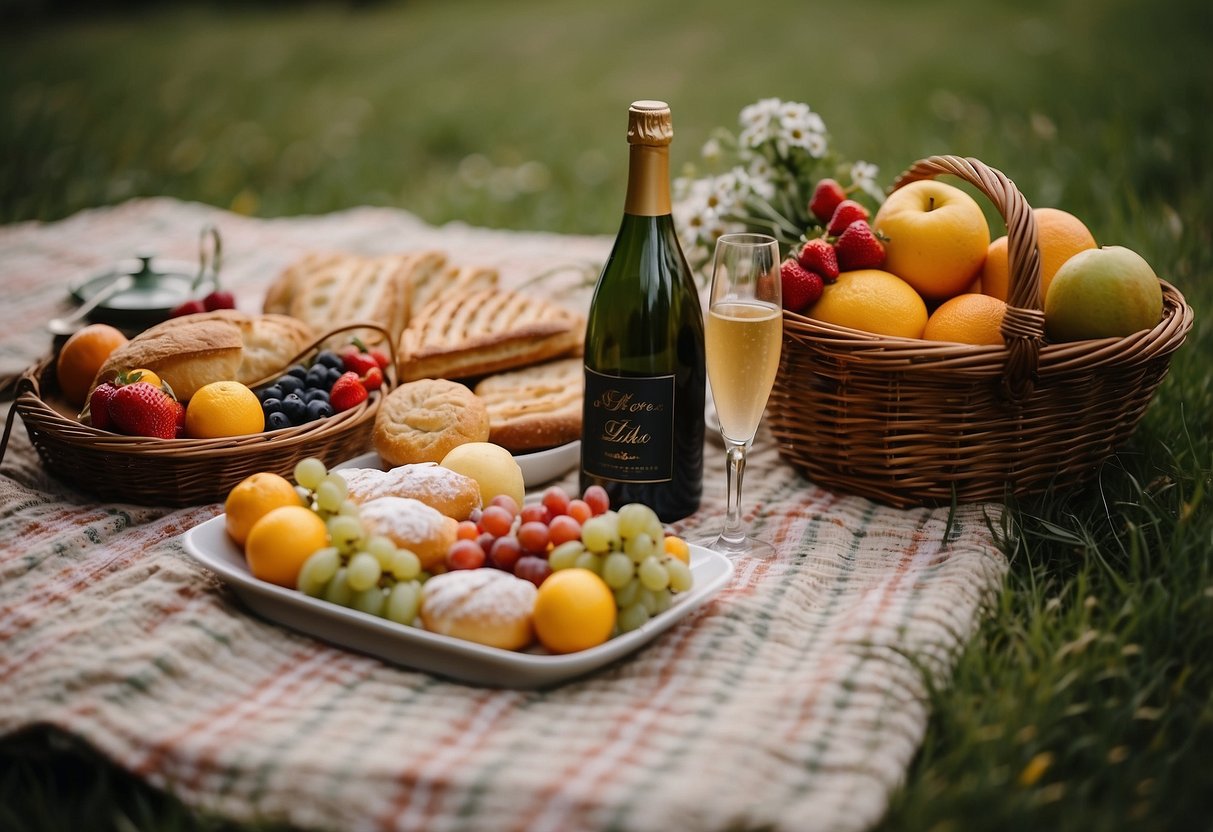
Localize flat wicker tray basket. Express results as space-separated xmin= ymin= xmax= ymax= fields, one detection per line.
xmin=767 ymin=155 xmax=1194 ymax=508
xmin=1 ymin=322 xmax=391 ymax=506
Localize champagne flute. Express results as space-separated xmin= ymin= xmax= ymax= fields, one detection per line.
xmin=704 ymin=233 xmax=783 ymax=557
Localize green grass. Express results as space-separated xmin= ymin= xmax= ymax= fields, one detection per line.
xmin=3 ymin=0 xmax=1212 ymax=829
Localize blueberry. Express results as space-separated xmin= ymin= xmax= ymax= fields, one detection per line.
xmin=278 ymin=376 xmax=304 ymax=396
xmin=286 ymin=364 xmax=308 ymax=380
xmin=260 ymin=384 xmax=284 ymax=402
xmin=306 ymin=399 xmax=334 ymax=421
xmin=266 ymin=411 xmax=292 ymax=430
xmin=303 ymin=388 xmax=329 ymax=404
xmin=281 ymin=392 xmax=307 ymax=423
xmin=261 ymin=397 xmax=283 ymax=414
xmin=305 ymin=366 xmax=330 ymax=390
xmin=326 ymin=366 xmax=344 ymax=387
xmin=315 ymin=350 xmax=343 ymax=370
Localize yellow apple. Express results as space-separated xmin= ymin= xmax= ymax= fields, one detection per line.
xmin=440 ymin=441 xmax=525 ymax=507
xmin=872 ymin=180 xmax=991 ymax=300
xmin=1044 ymin=246 xmax=1163 ymax=341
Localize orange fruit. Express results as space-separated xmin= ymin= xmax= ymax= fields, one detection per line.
xmin=922 ymin=294 xmax=1008 ymax=345
xmin=872 ymin=180 xmax=991 ymax=300
xmin=55 ymin=323 xmax=128 ymax=407
xmin=184 ymin=381 xmax=264 ymax=438
xmin=225 ymin=472 xmax=304 ymax=546
xmin=244 ymin=505 xmax=328 ymax=588
xmin=807 ymin=269 xmax=929 ymax=339
xmin=532 ymin=568 xmax=616 ymax=654
xmin=979 ymin=208 xmax=1096 ymax=303
xmin=126 ymin=368 xmax=162 ymax=388
xmin=663 ymin=535 xmax=690 ymax=565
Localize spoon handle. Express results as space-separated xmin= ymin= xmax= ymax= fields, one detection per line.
xmin=49 ymin=274 xmax=134 ymax=334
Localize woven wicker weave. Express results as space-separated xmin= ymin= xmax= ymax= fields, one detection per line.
xmin=767 ymin=155 xmax=1194 ymax=507
xmin=1 ymin=322 xmax=392 ymax=506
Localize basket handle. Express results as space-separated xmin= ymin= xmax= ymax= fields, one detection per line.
xmin=892 ymin=155 xmax=1045 ymax=401
xmin=247 ymin=319 xmax=398 ymax=390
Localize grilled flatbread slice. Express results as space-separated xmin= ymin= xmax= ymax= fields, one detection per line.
xmin=398 ymin=289 xmax=584 ymax=381
xmin=473 ymin=357 xmax=582 ymax=452
xmin=411 ymin=262 xmax=500 ymax=320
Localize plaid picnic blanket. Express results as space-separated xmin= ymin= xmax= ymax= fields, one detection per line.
xmin=0 ymin=199 xmax=1007 ymax=832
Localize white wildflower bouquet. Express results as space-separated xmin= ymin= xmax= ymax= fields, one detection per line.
xmin=674 ymin=98 xmax=886 ymax=271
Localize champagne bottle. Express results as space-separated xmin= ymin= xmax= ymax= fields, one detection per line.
xmin=580 ymin=100 xmax=705 ymax=523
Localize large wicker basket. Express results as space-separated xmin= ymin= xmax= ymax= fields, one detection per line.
xmin=767 ymin=155 xmax=1194 ymax=508
xmin=0 ymin=322 xmax=392 ymax=506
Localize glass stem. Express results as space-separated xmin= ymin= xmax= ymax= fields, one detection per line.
xmin=722 ymin=439 xmax=749 ymax=543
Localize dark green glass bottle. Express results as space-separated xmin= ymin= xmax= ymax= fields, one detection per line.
xmin=580 ymin=100 xmax=705 ymax=523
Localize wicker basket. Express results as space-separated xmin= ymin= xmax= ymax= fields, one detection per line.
xmin=767 ymin=155 xmax=1194 ymax=508
xmin=0 ymin=322 xmax=393 ymax=506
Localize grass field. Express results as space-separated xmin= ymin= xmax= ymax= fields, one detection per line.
xmin=2 ymin=0 xmax=1212 ymax=829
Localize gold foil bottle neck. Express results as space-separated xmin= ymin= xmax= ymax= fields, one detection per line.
xmin=628 ymin=100 xmax=673 ymax=146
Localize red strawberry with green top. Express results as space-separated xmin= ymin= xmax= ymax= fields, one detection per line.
xmin=340 ymin=338 xmax=381 ymax=376
xmin=109 ymin=381 xmax=179 ymax=439
xmin=330 ymin=371 xmax=368 ymax=412
xmin=369 ymin=347 xmax=390 ymax=370
xmin=809 ymin=178 xmax=848 ymax=225
xmin=87 ymin=382 xmax=119 ymax=431
xmin=826 ymin=199 xmax=871 ymax=236
xmin=834 ymin=220 xmax=886 ymax=270
xmin=797 ymin=238 xmax=840 ymax=282
xmin=173 ymin=398 xmax=187 ymax=438
xmin=779 ymin=259 xmax=825 ymax=314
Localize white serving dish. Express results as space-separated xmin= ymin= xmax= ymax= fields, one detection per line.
xmin=333 ymin=442 xmax=580 ymax=491
xmin=180 ymin=515 xmax=733 ymax=689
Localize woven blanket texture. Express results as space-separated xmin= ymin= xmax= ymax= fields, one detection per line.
xmin=0 ymin=200 xmax=1008 ymax=832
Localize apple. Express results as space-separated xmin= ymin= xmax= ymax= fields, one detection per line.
xmin=872 ymin=180 xmax=990 ymax=300
xmin=1044 ymin=245 xmax=1163 ymax=341
xmin=440 ymin=442 xmax=525 ymax=508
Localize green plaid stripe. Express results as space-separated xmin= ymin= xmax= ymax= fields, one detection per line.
xmin=0 ymin=199 xmax=1007 ymax=832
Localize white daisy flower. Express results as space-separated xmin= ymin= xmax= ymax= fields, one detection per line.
xmin=850 ymin=161 xmax=885 ymax=201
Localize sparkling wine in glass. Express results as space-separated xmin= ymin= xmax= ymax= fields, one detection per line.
xmin=704 ymin=233 xmax=782 ymax=557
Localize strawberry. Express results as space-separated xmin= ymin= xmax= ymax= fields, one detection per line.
xmin=330 ymin=372 xmax=368 ymax=412
xmin=202 ymin=289 xmax=236 ymax=311
xmin=809 ymin=178 xmax=848 ymax=225
xmin=834 ymin=220 xmax=886 ymax=270
xmin=369 ymin=348 xmax=390 ymax=370
xmin=779 ymin=259 xmax=825 ymax=314
xmin=797 ymin=238 xmax=840 ymax=282
xmin=108 ymin=381 xmax=179 ymax=439
xmin=169 ymin=299 xmax=206 ymax=318
xmin=173 ymin=398 xmax=187 ymax=438
xmin=340 ymin=339 xmax=380 ymax=375
xmin=361 ymin=366 xmax=384 ymax=392
xmin=87 ymin=382 xmax=119 ymax=431
xmin=826 ymin=199 xmax=871 ymax=236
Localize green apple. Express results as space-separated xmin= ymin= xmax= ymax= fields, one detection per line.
xmin=1044 ymin=245 xmax=1163 ymax=341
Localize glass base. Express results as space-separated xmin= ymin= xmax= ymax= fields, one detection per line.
xmin=701 ymin=533 xmax=776 ymax=559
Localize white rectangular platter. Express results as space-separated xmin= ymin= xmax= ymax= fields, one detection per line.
xmin=181 ymin=515 xmax=733 ymax=689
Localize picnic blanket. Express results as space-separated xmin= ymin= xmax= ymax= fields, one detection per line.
xmin=0 ymin=199 xmax=1008 ymax=832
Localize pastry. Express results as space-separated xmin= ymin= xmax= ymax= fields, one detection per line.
xmin=410 ymin=263 xmax=499 ymax=321
xmin=357 ymin=496 xmax=458 ymax=572
xmin=473 ymin=357 xmax=583 ymax=452
xmin=396 ymin=289 xmax=585 ymax=381
xmin=337 ymin=462 xmax=481 ymax=520
xmin=289 ymin=253 xmax=413 ymax=350
xmin=420 ymin=568 xmax=537 ymax=651
xmin=92 ymin=310 xmax=313 ymax=401
xmin=373 ymin=378 xmax=490 ymax=466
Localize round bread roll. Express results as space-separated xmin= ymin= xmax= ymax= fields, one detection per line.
xmin=420 ymin=569 xmax=537 ymax=651
xmin=357 ymin=496 xmax=458 ymax=572
xmin=373 ymin=379 xmax=490 ymax=466
xmin=337 ymin=463 xmax=481 ymax=520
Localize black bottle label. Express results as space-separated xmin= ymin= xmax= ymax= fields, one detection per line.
xmin=582 ymin=367 xmax=675 ymax=483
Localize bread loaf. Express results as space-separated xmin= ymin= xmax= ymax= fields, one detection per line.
xmin=397 ymin=289 xmax=584 ymax=382
xmin=92 ymin=310 xmax=313 ymax=401
xmin=473 ymin=358 xmax=583 ymax=452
